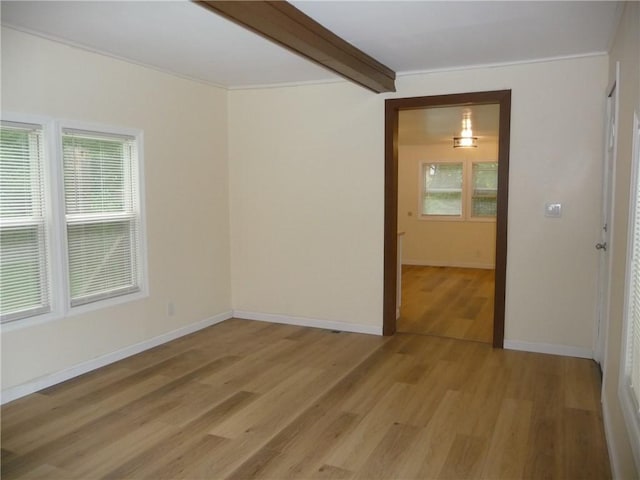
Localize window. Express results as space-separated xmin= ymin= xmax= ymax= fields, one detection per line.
xmin=625 ymin=176 xmax=640 ymax=401
xmin=472 ymin=162 xmax=498 ymax=217
xmin=421 ymin=160 xmax=498 ymax=220
xmin=0 ymin=116 xmax=145 ymax=325
xmin=62 ymin=129 xmax=142 ymax=306
xmin=0 ymin=121 xmax=50 ymax=322
xmin=422 ymin=163 xmax=463 ymax=216
xmin=621 ymin=113 xmax=640 ymax=461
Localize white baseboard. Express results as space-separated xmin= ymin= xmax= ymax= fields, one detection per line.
xmin=602 ymin=394 xmax=623 ymax=479
xmin=232 ymin=310 xmax=383 ymax=336
xmin=1 ymin=310 xmax=233 ymax=405
xmin=402 ymin=259 xmax=495 ymax=270
xmin=617 ymin=384 xmax=640 ymax=476
xmin=504 ymin=340 xmax=593 ymax=359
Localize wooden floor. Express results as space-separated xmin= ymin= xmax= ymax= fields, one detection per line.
xmin=1 ymin=319 xmax=610 ymax=479
xmin=398 ymin=266 xmax=495 ymax=344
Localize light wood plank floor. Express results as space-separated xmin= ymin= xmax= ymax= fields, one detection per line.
xmin=398 ymin=266 xmax=495 ymax=344
xmin=1 ymin=319 xmax=610 ymax=479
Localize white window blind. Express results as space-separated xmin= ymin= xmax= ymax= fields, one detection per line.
xmin=422 ymin=163 xmax=463 ymax=216
xmin=626 ymin=123 xmax=640 ymax=415
xmin=62 ymin=128 xmax=141 ymax=307
xmin=421 ymin=161 xmax=498 ymax=220
xmin=471 ymin=162 xmax=498 ymax=217
xmin=0 ymin=121 xmax=50 ymax=322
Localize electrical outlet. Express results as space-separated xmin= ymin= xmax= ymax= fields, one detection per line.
xmin=167 ymin=301 xmax=175 ymax=316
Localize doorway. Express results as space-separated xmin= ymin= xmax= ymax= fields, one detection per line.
xmin=383 ymin=91 xmax=511 ymax=348
xmin=396 ymin=104 xmax=499 ymax=343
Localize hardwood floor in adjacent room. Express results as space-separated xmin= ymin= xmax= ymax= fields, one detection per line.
xmin=398 ymin=265 xmax=495 ymax=344
xmin=1 ymin=319 xmax=610 ymax=479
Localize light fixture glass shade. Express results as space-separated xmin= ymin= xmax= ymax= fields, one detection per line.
xmin=453 ymin=136 xmax=478 ymax=148
xmin=453 ymin=111 xmax=478 ymax=148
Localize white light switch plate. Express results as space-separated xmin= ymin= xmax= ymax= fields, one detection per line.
xmin=545 ymin=203 xmax=562 ymax=218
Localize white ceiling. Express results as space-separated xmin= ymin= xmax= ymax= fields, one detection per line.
xmin=399 ymin=104 xmax=500 ymax=145
xmin=1 ymin=1 xmax=622 ymax=89
xmin=293 ymin=1 xmax=621 ymax=75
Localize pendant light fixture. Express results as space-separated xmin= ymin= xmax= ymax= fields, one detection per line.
xmin=453 ymin=111 xmax=478 ymax=148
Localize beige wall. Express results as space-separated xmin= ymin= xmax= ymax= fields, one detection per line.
xmin=602 ymin=2 xmax=640 ymax=477
xmin=398 ymin=142 xmax=497 ymax=268
xmin=395 ymin=59 xmax=608 ymax=352
xmin=228 ymin=84 xmax=383 ymax=329
xmin=229 ymin=55 xmax=608 ymax=349
xmin=1 ymin=28 xmax=232 ymax=391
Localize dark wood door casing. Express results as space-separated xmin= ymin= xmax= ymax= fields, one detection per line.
xmin=383 ymin=90 xmax=511 ymax=348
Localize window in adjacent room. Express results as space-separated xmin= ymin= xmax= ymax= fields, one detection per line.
xmin=420 ymin=160 xmax=497 ymax=220
xmin=421 ymin=162 xmax=463 ymax=216
xmin=471 ymin=162 xmax=498 ymax=217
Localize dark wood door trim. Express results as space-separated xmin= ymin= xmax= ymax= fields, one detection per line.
xmin=383 ymin=90 xmax=511 ymax=347
xmin=194 ymin=1 xmax=396 ymax=93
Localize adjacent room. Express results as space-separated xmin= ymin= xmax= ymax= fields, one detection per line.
xmin=397 ymin=104 xmax=500 ymax=343
xmin=1 ymin=1 xmax=639 ymax=478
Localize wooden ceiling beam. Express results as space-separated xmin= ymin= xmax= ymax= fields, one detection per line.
xmin=194 ymin=1 xmax=396 ymax=93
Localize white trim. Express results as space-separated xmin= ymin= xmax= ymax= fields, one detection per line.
xmin=602 ymin=397 xmax=622 ymax=478
xmin=595 ymin=63 xmax=620 ymax=379
xmin=2 ymin=24 xmax=341 ymax=92
xmin=618 ymin=111 xmax=640 ymax=473
xmin=228 ymin=77 xmax=345 ymax=91
xmin=504 ymin=340 xmax=593 ymax=359
xmin=396 ymin=52 xmax=609 ymax=80
xmin=2 ymin=27 xmax=608 ymax=94
xmin=618 ymin=383 xmax=640 ymax=473
xmin=0 ymin=311 xmax=233 ymax=404
xmin=233 ymin=54 xmax=609 ymax=91
xmin=602 ymin=395 xmax=623 ymax=480
xmin=232 ymin=310 xmax=382 ymax=336
xmin=1 ymin=25 xmax=228 ymax=91
xmin=403 ymin=260 xmax=495 ymax=270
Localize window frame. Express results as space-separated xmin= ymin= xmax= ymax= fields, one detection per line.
xmin=0 ymin=114 xmax=148 ymax=330
xmin=56 ymin=124 xmax=147 ymax=313
xmin=0 ymin=116 xmax=56 ymax=324
xmin=619 ymin=111 xmax=640 ymax=468
xmin=419 ymin=158 xmax=498 ymax=223
xmin=469 ymin=161 xmax=499 ymax=219
xmin=419 ymin=161 xmax=464 ymax=219
xmin=57 ymin=120 xmax=148 ymax=317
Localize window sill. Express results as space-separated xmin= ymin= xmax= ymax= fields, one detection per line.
xmin=418 ymin=215 xmax=497 ymax=223
xmin=0 ymin=288 xmax=149 ymax=333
